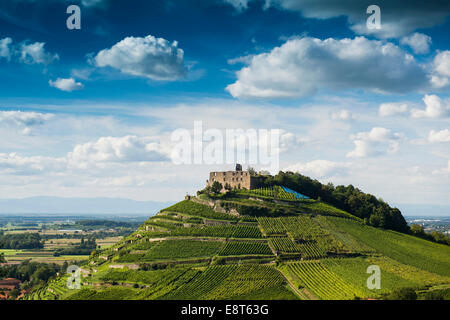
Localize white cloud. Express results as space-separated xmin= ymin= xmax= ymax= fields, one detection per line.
xmin=0 ymin=110 xmax=53 ymax=127
xmin=0 ymin=37 xmax=12 ymax=60
xmin=428 ymin=129 xmax=450 ymax=143
xmin=400 ymin=33 xmax=432 ymax=54
xmin=0 ymin=37 xmax=58 ymax=65
xmin=94 ymin=35 xmax=187 ymax=81
xmin=19 ymin=41 xmax=59 ymax=65
xmin=331 ymin=109 xmax=353 ymax=121
xmin=226 ymin=36 xmax=427 ymax=99
xmin=411 ymin=94 xmax=449 ymax=119
xmin=378 ymin=102 xmax=409 ymax=117
xmin=0 ymin=153 xmax=66 ymax=175
xmin=0 ymin=135 xmax=171 ymax=175
xmin=223 ymin=0 xmax=250 ymax=11
xmin=279 ymin=131 xmax=307 ymax=151
xmin=82 ymin=0 xmax=106 ymax=7
xmin=430 ymin=50 xmax=450 ymax=88
xmin=68 ymin=136 xmax=170 ymax=165
xmin=284 ymin=160 xmax=350 ymax=178
xmin=347 ymin=127 xmax=403 ymax=158
xmin=432 ymin=160 xmax=450 ymax=175
xmin=225 ymin=0 xmax=450 ymax=39
xmin=49 ymin=78 xmax=84 ymax=92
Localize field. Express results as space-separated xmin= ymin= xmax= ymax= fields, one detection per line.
xmin=162 ymin=200 xmax=238 ymax=221
xmin=163 ymin=265 xmax=297 ymax=300
xmin=324 ymin=216 xmax=450 ymax=276
xmin=219 ymin=241 xmax=273 ymax=256
xmin=322 ymin=257 xmax=450 ymax=297
xmin=280 ymin=261 xmax=365 ymax=300
xmin=117 ymin=240 xmax=224 ymax=262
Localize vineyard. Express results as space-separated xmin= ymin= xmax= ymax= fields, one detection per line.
xmin=162 ymin=200 xmax=238 ymax=221
xmin=23 ymin=188 xmax=450 ymax=301
xmin=163 ymin=265 xmax=296 ymax=300
xmin=117 ymin=240 xmax=223 ymax=262
xmin=238 ymin=186 xmax=310 ymax=202
xmin=257 ymin=217 xmax=286 ymax=235
xmin=280 ymin=261 xmax=365 ymax=300
xmin=163 ymin=224 xmax=263 ymax=239
xmin=324 ymin=216 xmax=450 ymax=276
xmin=219 ymin=241 xmax=273 ymax=256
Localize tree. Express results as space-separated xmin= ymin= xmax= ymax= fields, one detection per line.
xmin=211 ymin=181 xmax=223 ymax=194
xmin=410 ymin=224 xmax=425 ymax=236
xmin=386 ymin=288 xmax=417 ymax=300
xmin=0 ymin=252 xmax=6 ymax=263
xmin=224 ymin=183 xmax=232 ymax=192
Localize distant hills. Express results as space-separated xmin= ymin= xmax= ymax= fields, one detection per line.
xmin=0 ymin=196 xmax=174 ymax=215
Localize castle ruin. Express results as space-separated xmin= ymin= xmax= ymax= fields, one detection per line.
xmin=206 ymin=164 xmax=259 ymax=192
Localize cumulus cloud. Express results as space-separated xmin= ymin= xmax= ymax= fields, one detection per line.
xmin=18 ymin=41 xmax=59 ymax=65
xmin=432 ymin=160 xmax=450 ymax=175
xmin=224 ymin=0 xmax=450 ymax=38
xmin=411 ymin=94 xmax=450 ymax=118
xmin=430 ymin=50 xmax=450 ymax=88
xmin=49 ymin=78 xmax=84 ymax=92
xmin=378 ymin=102 xmax=409 ymax=117
xmin=346 ymin=127 xmax=403 ymax=158
xmin=284 ymin=160 xmax=351 ymax=178
xmin=0 ymin=37 xmax=58 ymax=65
xmin=94 ymin=35 xmax=187 ymax=81
xmin=331 ymin=110 xmax=353 ymax=121
xmin=0 ymin=110 xmax=53 ymax=134
xmin=0 ymin=135 xmax=171 ymax=175
xmin=428 ymin=129 xmax=450 ymax=143
xmin=400 ymin=33 xmax=432 ymax=54
xmin=68 ymin=136 xmax=170 ymax=165
xmin=223 ymin=0 xmax=250 ymax=11
xmin=0 ymin=153 xmax=66 ymax=175
xmin=0 ymin=37 xmax=13 ymax=60
xmin=226 ymin=36 xmax=427 ymax=99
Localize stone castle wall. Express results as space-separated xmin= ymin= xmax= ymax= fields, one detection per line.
xmin=206 ymin=170 xmax=258 ymax=191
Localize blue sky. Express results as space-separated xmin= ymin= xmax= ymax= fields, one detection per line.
xmin=0 ymin=0 xmax=449 ymax=215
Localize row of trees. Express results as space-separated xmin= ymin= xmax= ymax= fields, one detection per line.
xmin=53 ymin=235 xmax=98 ymax=256
xmin=410 ymin=224 xmax=450 ymax=245
xmin=0 ymin=260 xmax=67 ymax=289
xmin=0 ymin=232 xmax=44 ymax=249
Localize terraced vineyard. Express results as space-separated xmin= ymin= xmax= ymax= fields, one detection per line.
xmin=257 ymin=217 xmax=286 ymax=235
xmin=238 ymin=186 xmax=310 ymax=202
xmin=281 ymin=261 xmax=365 ymax=300
xmin=163 ymin=265 xmax=296 ymax=300
xmin=219 ymin=241 xmax=273 ymax=256
xmin=24 ymin=188 xmax=450 ymax=301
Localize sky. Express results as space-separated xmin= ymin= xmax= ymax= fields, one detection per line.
xmin=0 ymin=0 xmax=449 ymax=215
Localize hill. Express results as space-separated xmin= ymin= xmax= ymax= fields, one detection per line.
xmin=23 ymin=184 xmax=450 ymax=300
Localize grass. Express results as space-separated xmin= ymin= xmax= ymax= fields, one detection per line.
xmin=325 ymin=216 xmax=450 ymax=277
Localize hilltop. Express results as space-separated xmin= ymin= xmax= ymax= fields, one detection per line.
xmin=23 ymin=175 xmax=450 ymax=300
